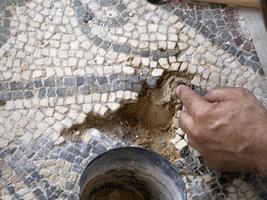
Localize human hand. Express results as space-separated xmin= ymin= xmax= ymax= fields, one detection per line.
xmin=176 ymin=85 xmax=267 ymax=175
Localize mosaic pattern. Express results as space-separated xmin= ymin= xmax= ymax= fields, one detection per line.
xmin=0 ymin=131 xmax=125 ymax=199
xmin=176 ymin=148 xmax=261 ymax=199
xmin=0 ymin=0 xmax=267 ymax=199
xmin=72 ymin=0 xmax=181 ymax=60
xmin=0 ymin=74 xmax=148 ymax=101
xmin=168 ymin=0 xmax=263 ymax=74
xmin=72 ymin=0 xmax=263 ymax=73
xmin=0 ymin=0 xmax=26 ymax=47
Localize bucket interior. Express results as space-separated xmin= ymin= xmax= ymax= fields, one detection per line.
xmin=79 ymin=147 xmax=186 ymax=200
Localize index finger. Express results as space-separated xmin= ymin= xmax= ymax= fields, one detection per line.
xmin=176 ymin=85 xmax=210 ymax=116
xmin=204 ymin=87 xmax=239 ymax=102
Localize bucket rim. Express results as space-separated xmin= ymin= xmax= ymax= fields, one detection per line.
xmin=79 ymin=146 xmax=187 ymax=200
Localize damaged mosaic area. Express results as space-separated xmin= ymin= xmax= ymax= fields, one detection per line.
xmin=0 ymin=0 xmax=267 ymax=199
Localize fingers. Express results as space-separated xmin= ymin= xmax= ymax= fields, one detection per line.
xmin=186 ymin=134 xmax=201 ymax=150
xmin=205 ymin=87 xmax=239 ymax=103
xmin=176 ymin=85 xmax=209 ymax=116
xmin=178 ymin=111 xmax=194 ymax=135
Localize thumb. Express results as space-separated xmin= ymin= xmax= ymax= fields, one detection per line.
xmin=176 ymin=85 xmax=209 ymax=116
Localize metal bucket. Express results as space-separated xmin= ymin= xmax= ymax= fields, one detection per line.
xmin=79 ymin=147 xmax=187 ymax=200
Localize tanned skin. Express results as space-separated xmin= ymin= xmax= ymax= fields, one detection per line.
xmin=176 ymin=85 xmax=267 ymax=175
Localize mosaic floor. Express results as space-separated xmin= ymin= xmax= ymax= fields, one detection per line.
xmin=0 ymin=0 xmax=267 ymax=199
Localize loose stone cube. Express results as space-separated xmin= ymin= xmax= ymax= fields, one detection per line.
xmin=129 ymin=40 xmax=139 ymax=48
xmin=109 ymin=92 xmax=116 ymax=101
xmin=107 ymin=103 xmax=120 ymax=112
xmin=131 ymin=57 xmax=141 ymax=68
xmin=124 ymin=91 xmax=132 ymax=100
xmin=188 ymin=64 xmax=197 ymax=74
xmin=184 ymin=134 xmax=188 ymax=142
xmin=82 ymin=104 xmax=92 ymax=113
xmin=169 ymin=56 xmax=177 ymax=63
xmin=69 ymin=110 xmax=79 ymax=120
xmin=177 ymin=128 xmax=185 ymax=136
xmin=205 ymin=52 xmax=217 ymax=64
xmin=191 ymin=76 xmax=201 ymax=86
xmin=158 ymin=24 xmax=168 ymax=34
xmin=33 ymin=13 xmax=44 ymax=23
xmin=92 ymin=93 xmax=101 ymax=102
xmin=65 ymin=96 xmax=76 ymax=104
xmin=209 ymin=73 xmax=220 ymax=83
xmin=98 ymin=105 xmax=108 ymax=116
xmin=188 ymin=29 xmax=196 ymax=39
xmin=68 ymin=57 xmax=78 ymax=67
xmin=175 ymin=139 xmax=188 ymax=151
xmin=81 ymin=132 xmax=92 ymax=143
xmin=158 ymin=41 xmax=167 ymax=50
xmin=169 ymin=63 xmax=180 ymax=71
xmin=76 ymin=113 xmax=86 ymax=124
xmin=196 ymin=34 xmax=205 ymax=44
xmin=95 ymin=56 xmax=105 ymax=65
xmin=32 ymin=70 xmax=43 ymax=78
xmin=151 ymin=69 xmax=164 ymax=77
xmin=123 ymin=66 xmax=135 ymax=74
xmin=20 ymin=132 xmax=32 ymax=143
xmin=150 ymin=61 xmax=157 ymax=68
xmin=80 ymin=40 xmax=91 ymax=50
xmin=158 ymin=58 xmax=168 ymax=66
xmin=170 ymin=134 xmax=182 ymax=145
xmin=45 ymin=108 xmax=54 ymax=117
xmin=141 ymin=58 xmax=150 ymax=66
xmin=5 ymin=101 xmax=15 ymax=110
xmin=93 ymin=104 xmax=102 ymax=113
xmin=179 ymin=62 xmax=188 ymax=72
xmin=180 ymin=34 xmax=189 ymax=42
xmin=148 ymin=24 xmax=158 ymax=32
xmin=167 ymin=41 xmax=176 ymax=49
xmin=11 ymin=112 xmax=22 ymax=122
xmin=35 ymin=111 xmax=45 ymax=122
xmin=55 ymin=106 xmax=68 ymax=114
xmin=54 ymin=112 xmax=65 ymax=120
xmin=58 ymin=51 xmax=68 ymax=59
xmin=49 ymin=48 xmax=57 ymax=57
xmin=169 ymin=34 xmax=178 ymax=41
xmin=132 ymin=92 xmax=138 ymax=100
xmin=54 ymin=136 xmax=65 ymax=145
xmin=192 ymin=149 xmax=202 ymax=157
xmin=178 ymin=42 xmax=188 ymax=50
xmin=101 ymin=93 xmax=108 ymax=102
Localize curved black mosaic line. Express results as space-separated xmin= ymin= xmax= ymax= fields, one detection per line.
xmin=72 ymin=0 xmax=263 ymax=74
xmin=0 ymin=73 xmax=160 ymax=102
xmin=72 ymin=0 xmax=180 ymax=61
xmin=163 ymin=2 xmax=264 ymax=74
xmin=77 ymin=0 xmax=129 ymax=27
xmin=0 ymin=134 xmax=124 ymax=199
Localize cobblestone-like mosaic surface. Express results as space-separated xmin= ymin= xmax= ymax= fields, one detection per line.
xmin=169 ymin=0 xmax=262 ymax=73
xmin=0 ymin=131 xmax=125 ymax=199
xmin=0 ymin=0 xmax=267 ymax=199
